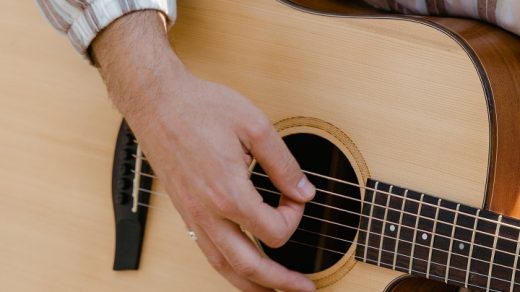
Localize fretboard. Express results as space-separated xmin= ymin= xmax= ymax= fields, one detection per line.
xmin=355 ymin=179 xmax=520 ymax=292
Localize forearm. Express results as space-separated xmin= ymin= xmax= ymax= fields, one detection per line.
xmin=40 ymin=5 xmax=316 ymax=291
xmin=92 ymin=11 xmax=184 ymax=121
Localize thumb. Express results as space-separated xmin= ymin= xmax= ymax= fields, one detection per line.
xmin=244 ymin=122 xmax=316 ymax=203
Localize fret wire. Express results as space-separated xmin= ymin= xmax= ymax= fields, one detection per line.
xmin=465 ymin=209 xmax=480 ymax=288
xmin=367 ymin=252 xmax=509 ymax=292
xmin=291 ymin=196 xmax=520 ymax=273
xmin=290 ymin=237 xmax=508 ymax=289
xmin=262 ymin=187 xmax=520 ymax=259
xmin=135 ymin=168 xmax=520 ymax=245
xmin=137 ymin=179 xmax=520 ymax=259
xmin=377 ymin=186 xmax=393 ymax=266
xmin=361 ymin=257 xmax=503 ymax=292
xmin=130 ymin=163 xmax=520 ymax=233
xmin=297 ymin=227 xmax=512 ymax=287
xmin=291 ymin=233 xmax=515 ymax=287
xmin=409 ymin=194 xmax=424 ymax=274
xmin=309 ymin=209 xmax=519 ymax=272
xmin=393 ymin=189 xmax=408 ymax=270
xmin=511 ymin=230 xmax=520 ymax=292
xmin=363 ymin=182 xmax=379 ymax=262
xmin=426 ymin=197 xmax=441 ymax=279
xmin=487 ymin=215 xmax=503 ymax=291
xmin=445 ymin=203 xmax=460 ymax=283
xmin=256 ymin=186 xmax=520 ymax=265
xmin=340 ymin=239 xmax=517 ymax=287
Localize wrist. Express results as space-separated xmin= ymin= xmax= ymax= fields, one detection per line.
xmin=92 ymin=10 xmax=186 ymax=120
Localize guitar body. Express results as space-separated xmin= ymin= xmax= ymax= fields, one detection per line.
xmin=170 ymin=2 xmax=520 ymax=289
xmin=3 ymin=0 xmax=520 ymax=291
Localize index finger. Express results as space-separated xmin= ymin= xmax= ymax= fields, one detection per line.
xmin=247 ymin=123 xmax=316 ymax=203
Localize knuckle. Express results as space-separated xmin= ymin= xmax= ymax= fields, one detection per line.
xmin=206 ymin=254 xmax=228 ymax=272
xmin=243 ymin=213 xmax=258 ymax=234
xmin=246 ymin=118 xmax=272 ymax=141
xmin=189 ymin=204 xmax=206 ymax=222
xmin=232 ymin=260 xmax=258 ymax=278
xmin=213 ymin=195 xmax=237 ymax=217
xmin=279 ymin=155 xmax=299 ymax=179
xmin=261 ymin=213 xmax=294 ymax=248
xmin=189 ymin=203 xmax=205 ymax=221
xmin=210 ymin=232 xmax=227 ymax=248
xmin=189 ymin=203 xmax=212 ymax=229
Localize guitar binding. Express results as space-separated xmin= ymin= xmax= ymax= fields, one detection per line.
xmin=111 ymin=120 xmax=153 ymax=270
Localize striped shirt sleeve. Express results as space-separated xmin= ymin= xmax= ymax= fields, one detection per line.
xmin=36 ymin=0 xmax=176 ymax=56
xmin=365 ymin=0 xmax=520 ymax=37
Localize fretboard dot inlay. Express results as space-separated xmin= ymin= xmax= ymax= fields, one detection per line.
xmin=356 ymin=179 xmax=520 ymax=292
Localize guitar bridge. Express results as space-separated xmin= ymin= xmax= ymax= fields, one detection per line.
xmin=111 ymin=120 xmax=153 ymax=270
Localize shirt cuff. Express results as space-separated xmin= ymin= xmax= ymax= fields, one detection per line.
xmin=68 ymin=0 xmax=176 ymax=57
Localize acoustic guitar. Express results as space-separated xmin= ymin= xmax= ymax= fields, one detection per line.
xmin=4 ymin=0 xmax=520 ymax=291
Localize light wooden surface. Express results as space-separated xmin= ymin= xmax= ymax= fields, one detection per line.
xmin=0 ymin=2 xmax=233 ymax=291
xmin=0 ymin=0 xmax=499 ymax=291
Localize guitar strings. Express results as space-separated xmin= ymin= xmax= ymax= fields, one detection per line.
xmin=258 ymin=170 xmax=520 ymax=232
xmin=132 ymin=169 xmax=520 ymax=249
xmin=128 ymin=157 xmax=520 ymax=282
xmin=134 ymin=199 xmax=518 ymax=288
xmin=288 ymin=238 xmax=506 ymax=291
xmin=137 ymin=189 xmax=520 ymax=274
xmin=129 ymin=157 xmax=520 ymax=234
xmin=134 ymin=199 xmax=515 ymax=288
xmin=127 ymin=153 xmax=519 ymax=289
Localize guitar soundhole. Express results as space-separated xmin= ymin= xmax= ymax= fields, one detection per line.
xmin=252 ymin=133 xmax=361 ymax=274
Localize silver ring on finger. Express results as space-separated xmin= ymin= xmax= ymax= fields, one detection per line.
xmin=187 ymin=230 xmax=198 ymax=241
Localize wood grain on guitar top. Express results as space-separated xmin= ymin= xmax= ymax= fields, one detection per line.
xmin=288 ymin=0 xmax=520 ymax=218
xmin=3 ymin=0 xmax=520 ymax=291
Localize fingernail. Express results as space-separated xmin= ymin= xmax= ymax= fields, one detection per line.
xmin=297 ymin=176 xmax=315 ymax=200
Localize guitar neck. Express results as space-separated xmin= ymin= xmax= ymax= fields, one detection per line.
xmin=355 ymin=179 xmax=520 ymax=292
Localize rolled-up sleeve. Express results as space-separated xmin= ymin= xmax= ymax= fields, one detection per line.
xmin=36 ymin=0 xmax=176 ymax=56
xmin=364 ymin=0 xmax=520 ymax=37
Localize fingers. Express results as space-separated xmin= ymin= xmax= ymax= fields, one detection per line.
xmin=190 ymin=225 xmax=274 ymax=292
xmin=226 ymin=181 xmax=305 ymax=248
xmin=233 ymin=118 xmax=315 ymax=247
xmin=206 ymin=218 xmax=316 ymax=292
xmin=242 ymin=120 xmax=315 ymax=204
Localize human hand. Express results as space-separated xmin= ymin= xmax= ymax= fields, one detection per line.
xmin=93 ymin=11 xmax=316 ymax=292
